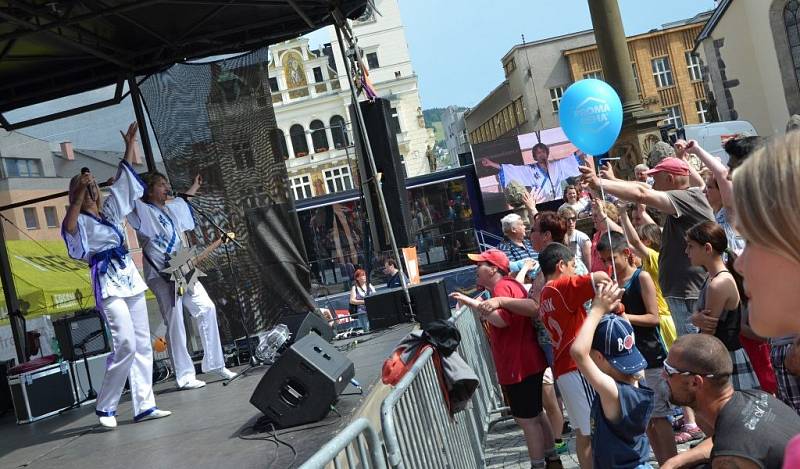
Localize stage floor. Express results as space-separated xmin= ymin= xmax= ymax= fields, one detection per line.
xmin=0 ymin=324 xmax=413 ymax=469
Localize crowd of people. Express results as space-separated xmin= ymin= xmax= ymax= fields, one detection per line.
xmin=452 ymin=129 xmax=800 ymax=469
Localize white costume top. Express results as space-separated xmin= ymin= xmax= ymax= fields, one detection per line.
xmin=499 ymin=154 xmax=582 ymax=203
xmin=128 ymin=196 xmax=195 ymax=282
xmin=62 ymin=160 xmax=148 ymax=301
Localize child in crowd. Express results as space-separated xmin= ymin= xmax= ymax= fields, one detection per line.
xmin=538 ymin=242 xmax=611 ymax=468
xmin=685 ymin=221 xmax=760 ymax=391
xmin=597 ymin=232 xmax=677 ymax=465
xmin=570 ymin=282 xmax=654 ymax=469
xmin=617 ymin=205 xmax=677 ymax=349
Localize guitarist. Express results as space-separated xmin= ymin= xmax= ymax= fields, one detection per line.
xmin=127 ymin=171 xmax=237 ymax=390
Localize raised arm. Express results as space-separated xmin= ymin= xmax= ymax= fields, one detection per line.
xmin=64 ymin=173 xmax=92 ymax=235
xmin=687 ymin=140 xmax=734 ymax=212
xmin=618 ymin=203 xmax=649 ymax=259
xmin=479 ymin=296 xmax=540 ymax=318
xmin=185 ymin=174 xmax=203 ymax=196
xmin=581 ymin=165 xmax=676 ymax=215
xmin=120 ymin=122 xmax=138 ymax=165
xmin=450 ymin=292 xmax=508 ymax=328
xmin=570 ymin=282 xmax=624 ymax=423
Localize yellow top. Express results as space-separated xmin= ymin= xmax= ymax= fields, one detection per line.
xmin=641 ymin=247 xmax=677 ymax=348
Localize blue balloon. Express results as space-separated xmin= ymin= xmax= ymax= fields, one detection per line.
xmin=559 ymin=79 xmax=623 ymax=156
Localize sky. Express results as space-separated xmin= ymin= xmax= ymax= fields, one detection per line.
xmin=7 ymin=0 xmax=717 ymax=151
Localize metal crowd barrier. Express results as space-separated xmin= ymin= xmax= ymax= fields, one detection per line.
xmin=298 ymin=417 xmax=387 ymax=469
xmin=301 ymin=301 xmax=506 ymax=469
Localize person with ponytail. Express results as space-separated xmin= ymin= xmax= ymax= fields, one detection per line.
xmin=685 ymin=221 xmax=760 ymax=391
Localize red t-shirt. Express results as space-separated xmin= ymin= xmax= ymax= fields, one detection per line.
xmin=488 ymin=277 xmax=547 ymax=385
xmin=538 ymin=274 xmax=595 ymax=379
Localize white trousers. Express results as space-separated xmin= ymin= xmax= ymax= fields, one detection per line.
xmin=96 ymin=293 xmax=157 ymax=419
xmin=148 ymin=276 xmax=225 ymax=387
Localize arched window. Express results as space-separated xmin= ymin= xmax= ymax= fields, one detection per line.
xmin=786 ymin=1 xmax=800 ymax=85
xmin=310 ymin=120 xmax=329 ymax=153
xmin=330 ymin=115 xmax=349 ymax=149
xmin=275 ymin=129 xmax=289 ymax=159
xmin=290 ymin=124 xmax=308 ymax=157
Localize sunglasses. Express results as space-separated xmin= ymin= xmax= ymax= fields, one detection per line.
xmin=663 ymin=360 xmax=724 ymax=378
xmin=565 ymin=217 xmax=576 ymax=222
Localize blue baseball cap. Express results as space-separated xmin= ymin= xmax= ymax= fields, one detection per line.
xmin=591 ymin=314 xmax=647 ymax=375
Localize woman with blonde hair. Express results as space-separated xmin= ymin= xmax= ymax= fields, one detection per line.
xmin=589 ymin=199 xmax=622 ymax=273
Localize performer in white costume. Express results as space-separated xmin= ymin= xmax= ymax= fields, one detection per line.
xmin=62 ymin=123 xmax=171 ymax=429
xmin=128 ymin=170 xmax=237 ymax=389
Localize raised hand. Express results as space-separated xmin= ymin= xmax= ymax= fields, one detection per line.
xmin=579 ymin=164 xmax=600 ymax=189
xmin=591 ymin=281 xmax=623 ymax=315
xmin=599 ymin=161 xmax=617 ymax=181
xmin=120 ymin=122 xmax=138 ymax=147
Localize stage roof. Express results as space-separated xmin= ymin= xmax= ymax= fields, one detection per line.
xmin=0 ymin=0 xmax=367 ymax=123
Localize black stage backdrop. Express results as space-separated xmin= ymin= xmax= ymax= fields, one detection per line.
xmin=140 ymin=48 xmax=314 ymax=341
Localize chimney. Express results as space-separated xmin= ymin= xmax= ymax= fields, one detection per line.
xmin=60 ymin=141 xmax=74 ymax=160
xmin=132 ymin=142 xmax=143 ymax=165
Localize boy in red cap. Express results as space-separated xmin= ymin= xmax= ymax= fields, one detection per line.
xmin=451 ymin=248 xmax=562 ymax=469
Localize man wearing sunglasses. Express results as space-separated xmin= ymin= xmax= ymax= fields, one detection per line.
xmin=660 ymin=334 xmax=800 ymax=469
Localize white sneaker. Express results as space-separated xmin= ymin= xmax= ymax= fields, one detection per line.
xmin=98 ymin=415 xmax=117 ymax=429
xmin=178 ymin=378 xmax=206 ymax=390
xmin=136 ymin=408 xmax=172 ymax=423
xmin=209 ymin=367 xmax=238 ymax=380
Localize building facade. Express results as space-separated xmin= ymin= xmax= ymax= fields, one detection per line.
xmin=466 ymin=13 xmax=713 ymax=146
xmin=270 ymin=0 xmax=434 ymax=202
xmin=695 ymin=0 xmax=798 ymax=136
xmin=565 ymin=13 xmax=712 ymax=132
xmin=440 ymin=106 xmax=470 ymax=166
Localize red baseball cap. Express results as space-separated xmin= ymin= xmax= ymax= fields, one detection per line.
xmin=467 ymin=248 xmax=509 ymax=274
xmin=645 ymin=157 xmax=689 ymax=176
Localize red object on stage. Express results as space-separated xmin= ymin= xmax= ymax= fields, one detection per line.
xmin=9 ymin=355 xmax=58 ymax=375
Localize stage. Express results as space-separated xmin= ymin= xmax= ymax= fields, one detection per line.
xmin=0 ymin=324 xmax=414 ymax=469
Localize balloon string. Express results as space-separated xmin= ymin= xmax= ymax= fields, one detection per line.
xmin=597 ymin=164 xmax=618 ymax=285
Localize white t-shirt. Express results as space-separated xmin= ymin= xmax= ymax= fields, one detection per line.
xmin=565 ymin=229 xmax=591 ymax=265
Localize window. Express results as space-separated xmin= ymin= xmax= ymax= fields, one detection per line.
xmin=686 ymin=52 xmax=703 ymax=81
xmin=231 ymin=142 xmax=254 ymax=170
xmin=4 ymin=158 xmax=41 ymax=177
xmin=324 ymin=166 xmax=354 ymax=193
xmin=275 ymin=129 xmax=289 ymax=159
xmin=504 ymin=58 xmax=517 ymax=76
xmin=366 ymin=52 xmax=379 ymax=69
xmin=696 ymin=100 xmax=709 ymax=123
xmin=290 ymin=175 xmax=314 ymax=200
xmin=651 ymin=57 xmax=674 ymax=88
xmin=663 ymin=105 xmax=684 ymax=128
xmin=549 ymin=86 xmax=565 ymax=112
xmin=390 ymin=107 xmax=401 ymax=133
xmin=583 ymin=70 xmax=603 ymax=80
xmin=44 ymin=206 xmax=58 ymax=228
xmin=514 ymin=98 xmax=526 ymax=124
xmin=290 ymin=124 xmax=308 ymax=157
xmin=632 ymin=63 xmax=641 ymax=93
xmin=309 ymin=120 xmax=329 ymax=152
xmin=394 ymin=71 xmax=401 ymax=79
xmin=312 ymin=67 xmax=324 ymax=83
xmin=330 ymin=115 xmax=349 ymax=149
xmin=23 ymin=208 xmax=39 ymax=230
xmin=268 ymin=77 xmax=279 ymax=93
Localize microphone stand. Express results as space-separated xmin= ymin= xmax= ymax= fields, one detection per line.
xmin=181 ymin=197 xmax=262 ymax=386
xmin=61 ymin=330 xmax=103 ymax=412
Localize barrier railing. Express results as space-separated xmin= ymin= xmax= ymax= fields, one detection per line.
xmin=475 ymin=229 xmax=502 ymax=252
xmin=297 ymin=417 xmax=386 ymax=469
xmin=302 ymin=300 xmax=506 ymax=468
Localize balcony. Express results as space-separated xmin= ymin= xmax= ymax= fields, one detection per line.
xmin=284 ymin=145 xmax=356 ymax=171
xmin=272 ymin=77 xmax=343 ymax=106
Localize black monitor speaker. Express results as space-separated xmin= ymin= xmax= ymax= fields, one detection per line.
xmin=280 ymin=311 xmax=334 ymax=344
xmin=365 ymin=279 xmax=452 ymax=330
xmin=53 ymin=309 xmax=110 ymax=362
xmin=250 ymin=334 xmax=355 ymax=428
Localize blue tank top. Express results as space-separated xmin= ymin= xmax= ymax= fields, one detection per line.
xmin=590 ymin=381 xmax=655 ymax=469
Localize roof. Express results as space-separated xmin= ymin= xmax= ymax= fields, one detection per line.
xmin=694 ymin=0 xmax=733 ymax=51
xmin=500 ymin=29 xmax=595 ymax=63
xmin=0 ymin=0 xmax=368 ymax=121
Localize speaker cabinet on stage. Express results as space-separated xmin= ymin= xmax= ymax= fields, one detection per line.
xmin=53 ymin=309 xmax=110 ymax=362
xmin=281 ymin=312 xmax=334 ymax=344
xmin=250 ymin=334 xmax=355 ymax=428
xmin=350 ymin=98 xmax=413 ymax=250
xmin=365 ymin=279 xmax=452 ymax=330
